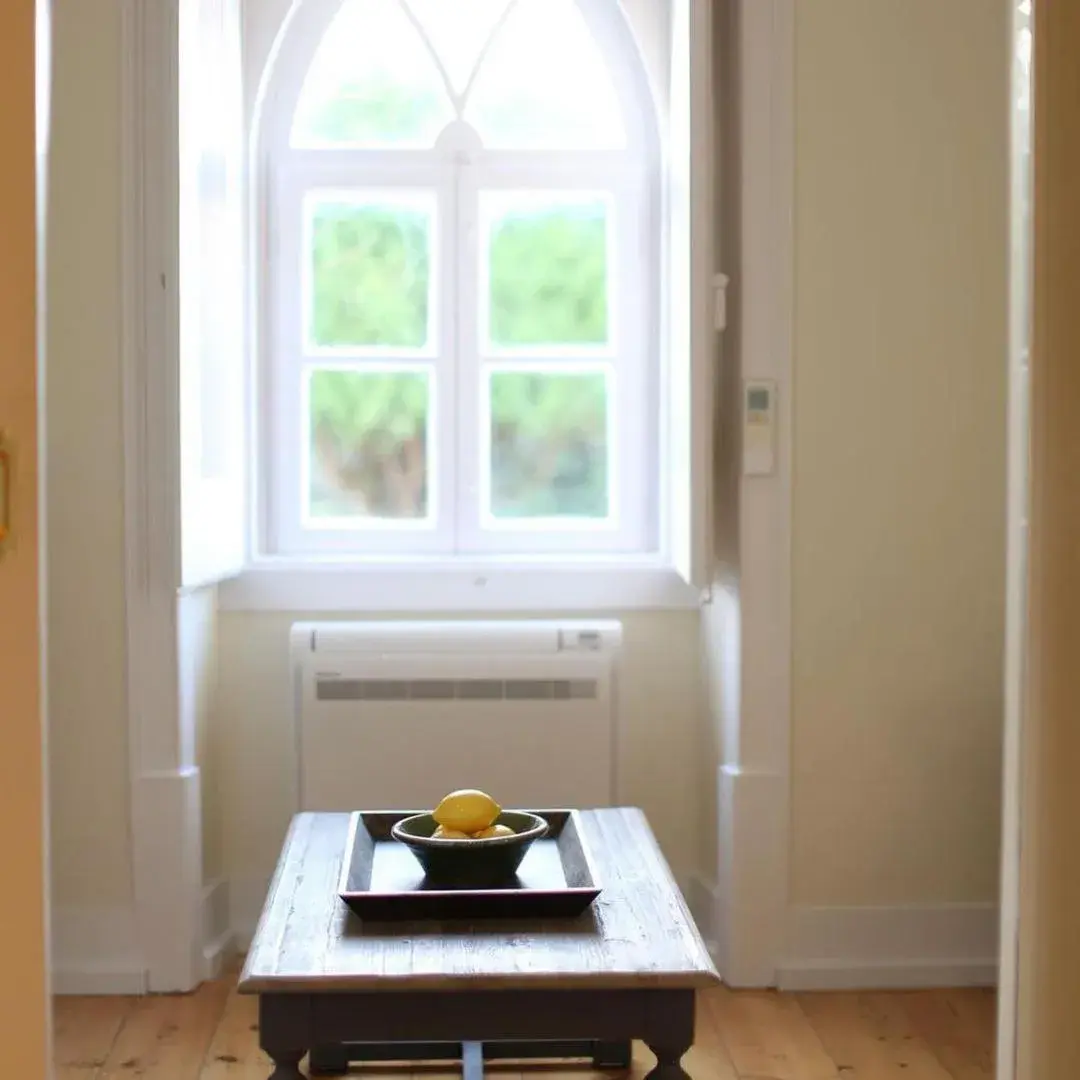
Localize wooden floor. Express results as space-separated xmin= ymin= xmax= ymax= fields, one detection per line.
xmin=52 ymin=969 xmax=996 ymax=1080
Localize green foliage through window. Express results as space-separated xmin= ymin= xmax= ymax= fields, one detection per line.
xmin=297 ymin=75 xmax=448 ymax=148
xmin=490 ymin=371 xmax=608 ymax=518
xmin=489 ymin=203 xmax=608 ymax=347
xmin=308 ymin=369 xmax=429 ymax=519
xmin=310 ymin=201 xmax=431 ymax=349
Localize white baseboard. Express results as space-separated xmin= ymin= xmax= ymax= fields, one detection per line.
xmin=686 ymin=875 xmax=721 ymax=962
xmin=51 ymin=885 xmax=238 ymax=994
xmin=201 ymin=878 xmax=235 ymax=980
xmin=52 ymin=906 xmax=147 ymax=996
xmin=777 ymin=903 xmax=999 ymax=990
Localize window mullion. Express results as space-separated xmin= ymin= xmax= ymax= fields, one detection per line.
xmin=435 ymin=157 xmax=459 ymax=555
xmin=455 ymin=158 xmax=481 ymax=553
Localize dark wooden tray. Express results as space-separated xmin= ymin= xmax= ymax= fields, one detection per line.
xmin=337 ymin=809 xmax=602 ymax=921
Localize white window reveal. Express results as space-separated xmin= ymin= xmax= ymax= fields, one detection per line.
xmin=175 ymin=0 xmax=716 ymax=610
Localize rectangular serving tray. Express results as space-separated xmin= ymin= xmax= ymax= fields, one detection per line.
xmin=337 ymin=809 xmax=602 ymax=921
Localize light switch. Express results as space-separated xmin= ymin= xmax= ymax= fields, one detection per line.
xmin=743 ymin=379 xmax=776 ymax=476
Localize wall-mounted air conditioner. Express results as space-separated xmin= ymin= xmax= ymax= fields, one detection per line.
xmin=291 ymin=620 xmax=622 ymax=813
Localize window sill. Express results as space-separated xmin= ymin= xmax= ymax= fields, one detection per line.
xmin=213 ymin=557 xmax=704 ymax=613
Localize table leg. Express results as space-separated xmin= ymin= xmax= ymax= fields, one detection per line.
xmin=642 ymin=989 xmax=695 ymax=1080
xmin=264 ymin=1048 xmax=307 ymax=1080
xmin=644 ymin=1042 xmax=692 ymax=1080
xmin=260 ymin=995 xmax=312 ymax=1080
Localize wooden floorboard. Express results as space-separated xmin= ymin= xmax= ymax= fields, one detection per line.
xmin=898 ymin=990 xmax=996 ymax=1080
xmin=705 ymin=985 xmax=839 ymax=1080
xmin=200 ymin=984 xmax=270 ymax=1080
xmin=53 ymin=996 xmax=136 ymax=1080
xmin=797 ymin=991 xmax=957 ymax=1080
xmin=95 ymin=976 xmax=231 ymax=1080
xmin=52 ymin=974 xmax=996 ymax=1080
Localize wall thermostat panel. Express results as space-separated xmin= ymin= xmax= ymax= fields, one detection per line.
xmin=743 ymin=379 xmax=777 ymax=476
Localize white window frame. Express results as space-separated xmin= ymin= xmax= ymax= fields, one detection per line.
xmin=271 ymin=160 xmax=454 ymax=556
xmin=259 ymin=0 xmax=661 ymax=561
xmin=460 ymin=161 xmax=655 ymax=557
xmin=210 ymin=0 xmax=716 ymax=611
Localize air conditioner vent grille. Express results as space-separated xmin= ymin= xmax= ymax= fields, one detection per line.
xmin=315 ymin=677 xmax=599 ymax=703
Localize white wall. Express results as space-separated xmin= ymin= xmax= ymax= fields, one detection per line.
xmin=700 ymin=0 xmax=1008 ymax=986
xmin=44 ymin=2 xmax=229 ymax=985
xmin=216 ymin=610 xmax=705 ymax=934
xmin=789 ymin=0 xmax=1008 ymax=909
xmin=44 ymin=0 xmax=147 ymax=990
xmin=179 ymin=588 xmax=222 ymax=884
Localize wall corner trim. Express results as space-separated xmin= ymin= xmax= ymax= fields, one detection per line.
xmin=119 ymin=0 xmax=204 ymax=993
xmin=709 ymin=0 xmax=796 ymax=989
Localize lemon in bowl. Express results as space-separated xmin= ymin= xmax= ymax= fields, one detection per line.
xmin=392 ymin=797 xmax=548 ymax=886
xmin=432 ymin=789 xmax=502 ymax=834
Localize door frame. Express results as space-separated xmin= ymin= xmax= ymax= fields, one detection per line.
xmin=0 ymin=0 xmax=53 ymax=1073
xmin=998 ymin=2 xmax=1080 ymax=1076
xmin=995 ymin=0 xmax=1033 ymax=1074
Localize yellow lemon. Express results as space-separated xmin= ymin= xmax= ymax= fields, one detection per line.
xmin=432 ymin=789 xmax=501 ymax=834
xmin=432 ymin=825 xmax=470 ymax=839
xmin=473 ymin=824 xmax=515 ymax=839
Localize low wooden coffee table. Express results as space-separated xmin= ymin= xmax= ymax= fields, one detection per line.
xmin=240 ymin=808 xmax=719 ymax=1080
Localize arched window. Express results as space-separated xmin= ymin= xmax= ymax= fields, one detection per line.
xmin=256 ymin=0 xmax=661 ymax=557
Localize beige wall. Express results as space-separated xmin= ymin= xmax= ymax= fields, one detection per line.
xmin=217 ymin=611 xmax=705 ymax=911
xmin=789 ymin=0 xmax=1008 ymax=905
xmin=0 ymin=0 xmax=50 ymax=1070
xmin=45 ymin=0 xmax=132 ymax=909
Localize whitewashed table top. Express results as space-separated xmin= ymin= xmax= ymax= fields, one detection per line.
xmin=240 ymin=807 xmax=719 ymax=993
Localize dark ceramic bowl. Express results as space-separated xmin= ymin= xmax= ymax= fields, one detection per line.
xmin=391 ymin=810 xmax=549 ymax=887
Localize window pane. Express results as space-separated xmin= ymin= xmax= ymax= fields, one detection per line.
xmin=308 ymin=195 xmax=433 ymax=350
xmin=465 ymin=0 xmax=625 ymax=149
xmin=485 ymin=193 xmax=609 ymax=349
xmin=292 ymin=0 xmax=453 ymax=148
xmin=402 ymin=0 xmax=511 ymax=94
xmin=488 ymin=370 xmax=609 ymax=519
xmin=308 ymin=369 xmax=430 ymax=521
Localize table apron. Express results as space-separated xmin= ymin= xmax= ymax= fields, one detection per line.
xmin=260 ymin=988 xmax=695 ymax=1048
